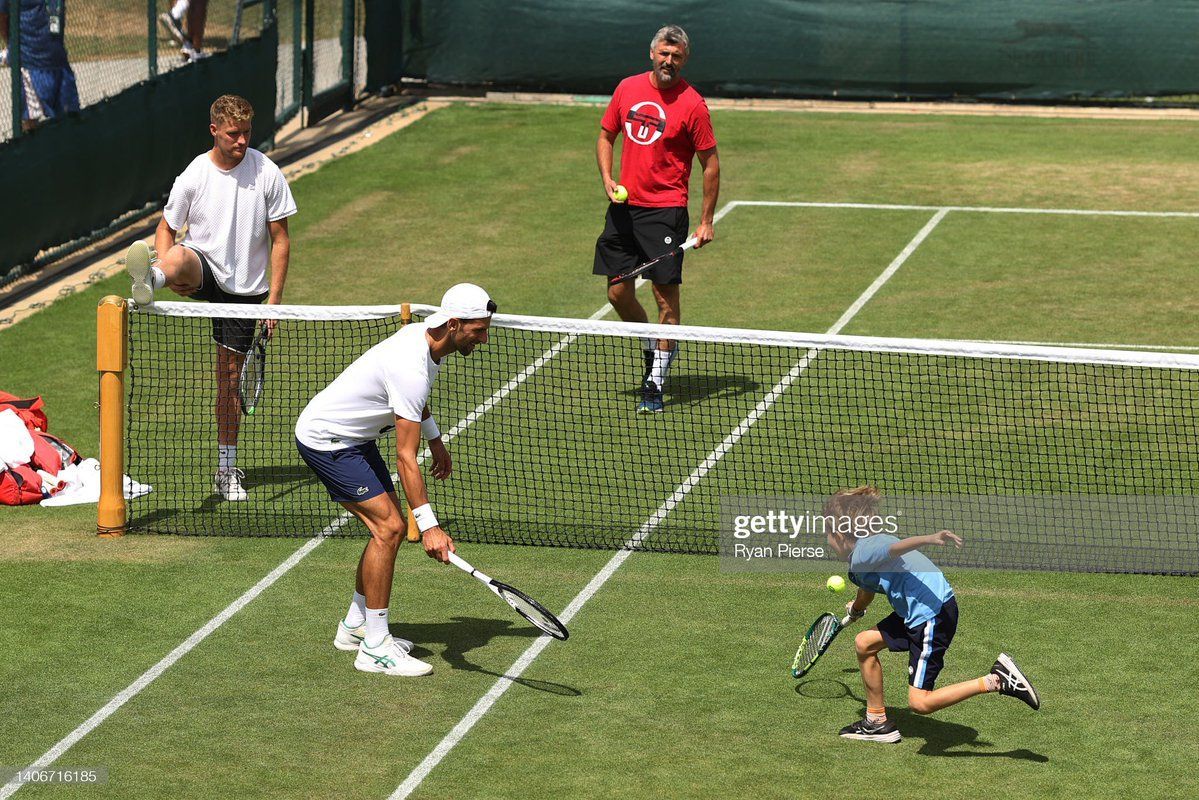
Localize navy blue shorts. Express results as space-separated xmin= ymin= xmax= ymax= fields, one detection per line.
xmin=295 ymin=439 xmax=395 ymax=503
xmin=876 ymin=597 xmax=959 ymax=690
xmin=187 ymin=246 xmax=268 ymax=354
xmin=21 ymin=66 xmax=80 ymax=121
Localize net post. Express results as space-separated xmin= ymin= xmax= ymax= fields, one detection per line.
xmin=401 ymin=302 xmax=411 ymax=326
xmin=97 ymin=296 xmax=128 ymax=537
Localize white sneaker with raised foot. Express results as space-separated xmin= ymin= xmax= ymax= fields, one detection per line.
xmin=126 ymin=241 xmax=154 ymax=307
xmin=334 ymin=621 xmax=413 ymax=654
xmin=355 ymin=635 xmax=432 ymax=676
xmin=213 ymin=468 xmax=248 ymax=501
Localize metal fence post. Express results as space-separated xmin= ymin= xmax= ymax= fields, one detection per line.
xmin=148 ymin=0 xmax=158 ymax=78
xmin=9 ymin=3 xmax=20 ymax=140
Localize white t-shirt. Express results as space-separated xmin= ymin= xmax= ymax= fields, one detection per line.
xmin=295 ymin=324 xmax=441 ymax=451
xmin=163 ymin=148 xmax=297 ymax=295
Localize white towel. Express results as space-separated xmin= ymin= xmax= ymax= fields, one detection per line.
xmin=0 ymin=408 xmax=35 ymax=468
xmin=39 ymin=458 xmax=153 ymax=507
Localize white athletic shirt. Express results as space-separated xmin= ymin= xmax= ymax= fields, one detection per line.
xmin=163 ymin=148 xmax=297 ymax=295
xmin=295 ymin=323 xmax=441 ymax=451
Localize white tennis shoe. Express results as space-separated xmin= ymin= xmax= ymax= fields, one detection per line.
xmin=126 ymin=241 xmax=154 ymax=307
xmin=355 ymin=635 xmax=432 ymax=677
xmin=213 ymin=468 xmax=248 ymax=501
xmin=334 ymin=621 xmax=413 ymax=654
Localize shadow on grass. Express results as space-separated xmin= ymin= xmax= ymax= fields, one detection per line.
xmin=391 ymin=616 xmax=580 ymax=697
xmin=618 ymin=374 xmax=762 ymax=407
xmin=794 ymin=677 xmax=1048 ymax=762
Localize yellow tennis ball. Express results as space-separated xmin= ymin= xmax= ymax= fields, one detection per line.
xmin=613 ymin=184 xmax=628 ymax=203
xmin=826 ymin=575 xmax=846 ymax=593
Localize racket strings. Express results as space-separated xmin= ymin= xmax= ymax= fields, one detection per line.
xmin=499 ymin=586 xmax=568 ymax=639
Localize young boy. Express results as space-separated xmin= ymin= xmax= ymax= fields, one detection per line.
xmin=824 ymin=487 xmax=1040 ymax=743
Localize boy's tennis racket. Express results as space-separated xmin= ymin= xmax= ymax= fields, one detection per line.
xmin=448 ymin=552 xmax=569 ymax=640
xmin=238 ymin=324 xmax=267 ymax=415
xmin=608 ymin=236 xmax=699 ymax=285
xmin=791 ymin=612 xmax=853 ymax=678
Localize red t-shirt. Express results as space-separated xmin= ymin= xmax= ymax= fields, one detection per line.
xmin=601 ymin=73 xmax=717 ymax=208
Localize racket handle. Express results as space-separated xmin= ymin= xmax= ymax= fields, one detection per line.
xmin=448 ymin=551 xmax=493 ymax=585
xmin=679 ymin=236 xmax=699 ymax=252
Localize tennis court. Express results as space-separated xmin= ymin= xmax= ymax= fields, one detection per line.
xmin=2 ymin=104 xmax=1198 ymax=799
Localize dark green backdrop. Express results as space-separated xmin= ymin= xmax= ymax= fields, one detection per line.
xmin=0 ymin=24 xmax=277 ymax=281
xmin=379 ymin=1 xmax=1199 ymax=101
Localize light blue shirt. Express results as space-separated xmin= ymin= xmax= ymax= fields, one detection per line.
xmin=848 ymin=534 xmax=955 ymax=628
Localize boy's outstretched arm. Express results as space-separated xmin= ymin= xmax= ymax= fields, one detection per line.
xmin=888 ymin=530 xmax=962 ymax=558
xmin=847 ymin=588 xmax=875 ymax=619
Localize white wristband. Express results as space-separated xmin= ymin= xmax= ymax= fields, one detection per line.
xmin=412 ymin=503 xmax=439 ymax=533
xmin=421 ymin=416 xmax=441 ymax=441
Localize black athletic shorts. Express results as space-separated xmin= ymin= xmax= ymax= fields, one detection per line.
xmin=186 ymin=245 xmax=268 ymax=354
xmin=593 ymin=204 xmax=689 ymax=285
xmin=876 ymin=597 xmax=959 ymax=690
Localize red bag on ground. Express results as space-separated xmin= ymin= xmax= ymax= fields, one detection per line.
xmin=0 ymin=392 xmax=82 ymax=505
xmin=0 ymin=391 xmax=49 ymax=432
xmin=0 ymin=464 xmax=46 ymax=505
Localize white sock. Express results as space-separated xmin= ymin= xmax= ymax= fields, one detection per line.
xmin=650 ymin=347 xmax=675 ymax=389
xmin=171 ymin=0 xmax=189 ymax=19
xmin=218 ymin=445 xmax=237 ymax=471
xmin=364 ymin=606 xmax=389 ymax=646
xmin=345 ymin=591 xmax=367 ymax=628
xmin=150 ymin=266 xmax=166 ymax=289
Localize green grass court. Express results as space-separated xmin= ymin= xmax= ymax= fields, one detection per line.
xmin=3 ymin=103 xmax=1199 ymax=799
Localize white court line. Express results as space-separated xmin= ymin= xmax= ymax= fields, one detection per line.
xmin=732 ymin=200 xmax=1199 ymax=218
xmin=389 ymin=207 xmax=945 ymax=800
xmin=0 ymin=295 xmax=630 ymax=799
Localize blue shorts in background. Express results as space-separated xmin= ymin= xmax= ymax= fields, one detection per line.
xmin=21 ymin=66 xmax=79 ymax=121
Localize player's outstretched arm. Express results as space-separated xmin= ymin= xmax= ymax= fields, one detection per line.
xmin=421 ymin=406 xmax=451 ymax=480
xmin=394 ymin=416 xmax=455 ymax=562
xmin=847 ymin=588 xmax=874 ymax=620
xmin=888 ymin=530 xmax=963 ymax=558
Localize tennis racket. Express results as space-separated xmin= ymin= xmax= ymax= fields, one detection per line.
xmin=238 ymin=323 xmax=267 ymax=415
xmin=448 ymin=552 xmax=569 ymax=640
xmin=608 ymin=236 xmax=699 ymax=285
xmin=790 ymin=612 xmax=854 ymax=678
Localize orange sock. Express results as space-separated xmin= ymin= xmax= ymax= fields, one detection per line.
xmin=866 ymin=705 xmax=887 ymax=722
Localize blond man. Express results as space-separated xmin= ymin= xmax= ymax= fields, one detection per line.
xmin=127 ymin=94 xmax=297 ymax=501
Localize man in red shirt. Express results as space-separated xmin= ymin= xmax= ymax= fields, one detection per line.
xmin=594 ymin=24 xmax=720 ymax=413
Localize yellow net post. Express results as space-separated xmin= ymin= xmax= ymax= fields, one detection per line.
xmin=96 ymin=296 xmax=128 ymax=537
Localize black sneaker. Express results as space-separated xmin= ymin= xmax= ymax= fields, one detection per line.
xmin=991 ymin=652 xmax=1041 ymax=710
xmin=839 ymin=717 xmax=902 ymax=743
xmin=637 ymin=380 xmax=664 ymax=414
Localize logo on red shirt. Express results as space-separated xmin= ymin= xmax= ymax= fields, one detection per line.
xmin=624 ymin=102 xmax=667 ymax=146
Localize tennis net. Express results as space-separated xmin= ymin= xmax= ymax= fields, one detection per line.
xmin=121 ymin=300 xmax=1199 ymax=574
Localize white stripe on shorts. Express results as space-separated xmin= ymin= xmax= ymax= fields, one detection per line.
xmin=913 ymin=617 xmax=936 ymax=688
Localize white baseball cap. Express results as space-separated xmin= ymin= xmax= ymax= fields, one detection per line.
xmin=426 ymin=283 xmax=496 ymax=327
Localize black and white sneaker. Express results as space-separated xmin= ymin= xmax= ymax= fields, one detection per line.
xmin=991 ymin=652 xmax=1041 ymax=710
xmin=839 ymin=717 xmax=902 ymax=743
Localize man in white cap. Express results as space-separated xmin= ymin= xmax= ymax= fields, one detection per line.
xmin=294 ymin=284 xmax=495 ymax=676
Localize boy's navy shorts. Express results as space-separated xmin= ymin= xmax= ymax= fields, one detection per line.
xmin=877 ymin=597 xmax=959 ymax=690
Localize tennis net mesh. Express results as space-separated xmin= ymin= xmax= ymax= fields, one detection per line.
xmin=124 ymin=301 xmax=1199 ymax=574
